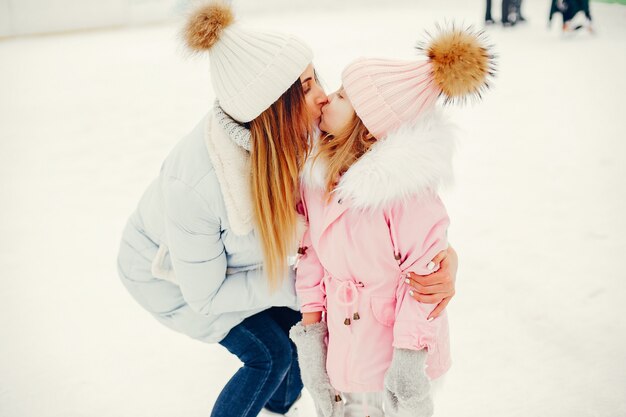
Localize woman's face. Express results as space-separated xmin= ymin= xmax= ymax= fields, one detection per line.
xmin=319 ymin=86 xmax=355 ymax=135
xmin=300 ymin=64 xmax=328 ymax=127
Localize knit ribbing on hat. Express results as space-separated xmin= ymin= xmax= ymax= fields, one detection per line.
xmin=209 ymin=28 xmax=313 ymax=123
xmin=342 ymin=58 xmax=440 ymax=140
xmin=214 ymin=101 xmax=252 ymax=152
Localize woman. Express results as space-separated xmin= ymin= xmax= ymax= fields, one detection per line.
xmin=116 ymin=3 xmax=458 ymax=417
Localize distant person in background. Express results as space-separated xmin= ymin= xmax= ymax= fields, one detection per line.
xmin=515 ymin=0 xmax=527 ymax=22
xmin=502 ymin=0 xmax=526 ymax=26
xmin=485 ymin=0 xmax=495 ymax=25
xmin=549 ymin=0 xmax=594 ymax=33
xmin=501 ymin=0 xmax=513 ymax=26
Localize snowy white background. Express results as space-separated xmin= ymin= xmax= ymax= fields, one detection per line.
xmin=1 ymin=0 xmax=625 ymax=416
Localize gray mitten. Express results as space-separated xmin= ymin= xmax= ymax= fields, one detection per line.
xmin=289 ymin=321 xmax=343 ymax=417
xmin=383 ymin=348 xmax=433 ymax=417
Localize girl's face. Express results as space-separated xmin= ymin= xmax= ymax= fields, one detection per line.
xmin=319 ymin=86 xmax=355 ymax=135
xmin=300 ymin=64 xmax=328 ymax=127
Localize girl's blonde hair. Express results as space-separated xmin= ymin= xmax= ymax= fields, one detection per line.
xmin=314 ymin=114 xmax=376 ymax=197
xmin=250 ymin=80 xmax=312 ymax=290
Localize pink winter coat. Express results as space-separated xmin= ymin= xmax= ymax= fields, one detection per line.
xmin=295 ymin=111 xmax=455 ymax=393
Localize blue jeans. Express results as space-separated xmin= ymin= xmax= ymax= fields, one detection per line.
xmin=211 ymin=307 xmax=303 ymax=417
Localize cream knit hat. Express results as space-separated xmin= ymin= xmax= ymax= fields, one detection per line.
xmin=184 ymin=2 xmax=313 ymax=123
xmin=342 ymin=27 xmax=495 ymax=139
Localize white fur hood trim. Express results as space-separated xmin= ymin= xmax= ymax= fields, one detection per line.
xmin=303 ymin=109 xmax=457 ymax=209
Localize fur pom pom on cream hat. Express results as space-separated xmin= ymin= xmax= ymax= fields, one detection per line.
xmin=184 ymin=1 xmax=313 ymax=123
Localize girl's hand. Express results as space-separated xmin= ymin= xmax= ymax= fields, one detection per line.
xmin=383 ymin=348 xmax=432 ymax=415
xmin=289 ymin=321 xmax=340 ymax=417
xmin=302 ymin=311 xmax=323 ymax=325
xmin=405 ymin=246 xmax=458 ymax=320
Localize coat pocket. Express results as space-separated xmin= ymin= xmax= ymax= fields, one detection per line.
xmin=370 ymin=296 xmax=396 ymax=327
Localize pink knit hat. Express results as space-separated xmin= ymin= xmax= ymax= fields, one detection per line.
xmin=342 ymin=27 xmax=495 ymax=139
xmin=342 ymin=59 xmax=440 ymax=140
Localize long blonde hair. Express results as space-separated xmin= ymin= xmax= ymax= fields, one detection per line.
xmin=314 ymin=114 xmax=376 ymax=197
xmin=250 ymin=80 xmax=312 ymax=290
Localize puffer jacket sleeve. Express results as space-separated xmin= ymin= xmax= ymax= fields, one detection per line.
xmin=294 ymin=192 xmax=326 ymax=313
xmin=163 ymin=176 xmax=297 ymax=316
xmin=386 ymin=193 xmax=450 ymax=351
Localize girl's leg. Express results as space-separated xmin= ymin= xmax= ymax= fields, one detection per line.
xmin=212 ymin=309 xmax=299 ymax=417
xmin=430 ymin=375 xmax=446 ymax=400
xmin=343 ymin=392 xmax=384 ymax=417
xmin=263 ymin=307 xmax=303 ymax=414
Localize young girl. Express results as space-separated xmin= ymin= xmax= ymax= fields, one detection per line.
xmin=290 ymin=28 xmax=495 ymax=417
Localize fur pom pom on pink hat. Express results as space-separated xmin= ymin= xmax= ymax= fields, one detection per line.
xmin=342 ymin=26 xmax=496 ymax=139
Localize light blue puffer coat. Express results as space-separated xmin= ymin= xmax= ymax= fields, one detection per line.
xmin=117 ymin=112 xmax=298 ymax=343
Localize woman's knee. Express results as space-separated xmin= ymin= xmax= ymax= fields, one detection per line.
xmin=249 ymin=337 xmax=293 ymax=376
xmin=224 ymin=318 xmax=295 ymax=376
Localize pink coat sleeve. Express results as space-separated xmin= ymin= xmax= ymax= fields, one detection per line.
xmin=294 ymin=192 xmax=326 ymax=314
xmin=386 ymin=193 xmax=450 ymax=352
